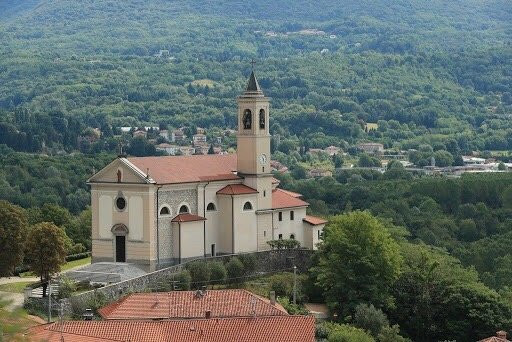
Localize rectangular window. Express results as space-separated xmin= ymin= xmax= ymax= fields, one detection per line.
xmin=290 ymin=211 xmax=294 ymax=220
xmin=278 ymin=212 xmax=283 ymax=221
xmin=211 ymin=244 xmax=216 ymax=257
xmin=278 ymin=234 xmax=283 ymax=240
xmin=317 ymin=230 xmax=321 ymax=239
xmin=263 ymin=190 xmax=266 ymax=197
xmin=263 ymin=230 xmax=266 ymax=237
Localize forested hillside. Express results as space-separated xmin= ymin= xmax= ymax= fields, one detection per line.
xmin=1 ymin=0 xmax=512 ymax=338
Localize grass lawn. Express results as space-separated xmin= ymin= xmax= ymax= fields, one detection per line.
xmin=0 ymin=296 xmax=41 ymax=339
xmin=20 ymin=256 xmax=91 ymax=277
xmin=0 ymin=281 xmax=36 ymax=293
xmin=61 ymin=256 xmax=91 ymax=271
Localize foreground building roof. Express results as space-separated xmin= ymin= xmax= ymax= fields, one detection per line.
xmin=127 ymin=154 xmax=239 ymax=184
xmin=29 ymin=316 xmax=315 ymax=342
xmin=98 ymin=289 xmax=287 ymax=320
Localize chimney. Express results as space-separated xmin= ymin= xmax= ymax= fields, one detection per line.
xmin=269 ymin=291 xmax=276 ymax=305
xmin=205 ymin=310 xmax=211 ymax=319
xmin=497 ymin=331 xmax=507 ymax=340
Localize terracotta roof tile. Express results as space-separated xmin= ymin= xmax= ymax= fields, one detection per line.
xmin=303 ymin=215 xmax=328 ymax=226
xmin=272 ymin=189 xmax=308 ymax=209
xmin=127 ymin=154 xmax=239 ymax=184
xmin=171 ymin=214 xmax=207 ymax=223
xmin=217 ymin=184 xmax=258 ymax=195
xmin=29 ymin=316 xmax=315 ymax=342
xmin=98 ymin=289 xmax=287 ymax=320
xmin=278 ymin=189 xmax=303 ymax=198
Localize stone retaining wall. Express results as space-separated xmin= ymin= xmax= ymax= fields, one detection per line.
xmin=67 ymin=249 xmax=313 ymax=316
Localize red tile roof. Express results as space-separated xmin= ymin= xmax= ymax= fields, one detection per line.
xmin=98 ymin=289 xmax=287 ymax=320
xmin=29 ymin=316 xmax=315 ymax=342
xmin=278 ymin=189 xmax=303 ymax=198
xmin=478 ymin=337 xmax=510 ymax=342
xmin=303 ymin=215 xmax=328 ymax=226
xmin=217 ymin=184 xmax=258 ymax=195
xmin=272 ymin=189 xmax=308 ymax=209
xmin=127 ymin=154 xmax=239 ymax=184
xmin=171 ymin=214 xmax=207 ymax=223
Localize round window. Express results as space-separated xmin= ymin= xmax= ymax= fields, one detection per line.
xmin=116 ymin=197 xmax=126 ymax=210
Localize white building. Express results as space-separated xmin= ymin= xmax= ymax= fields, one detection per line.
xmin=88 ymin=72 xmax=327 ymax=271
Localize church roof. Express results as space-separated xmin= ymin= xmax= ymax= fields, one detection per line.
xmin=246 ymin=71 xmax=261 ymax=92
xmin=126 ymin=154 xmax=239 ymax=184
xmin=217 ymin=184 xmax=258 ymax=195
xmin=272 ymin=189 xmax=309 ymax=209
xmin=171 ymin=213 xmax=207 ymax=223
xmin=303 ymin=215 xmax=328 ymax=226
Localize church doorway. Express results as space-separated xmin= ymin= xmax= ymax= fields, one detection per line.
xmin=116 ymin=236 xmax=126 ymax=262
xmin=211 ymin=244 xmax=216 ymax=257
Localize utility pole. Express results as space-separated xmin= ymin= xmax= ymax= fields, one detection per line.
xmin=293 ymin=265 xmax=297 ymax=305
xmin=48 ymin=278 xmax=52 ymax=323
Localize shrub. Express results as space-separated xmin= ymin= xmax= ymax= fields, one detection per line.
xmin=277 ymin=296 xmax=309 ymax=315
xmin=238 ymin=254 xmax=257 ymax=275
xmin=269 ymin=272 xmax=294 ymax=297
xmin=267 ymin=239 xmax=300 ymax=250
xmin=353 ymin=303 xmax=389 ymax=337
xmin=175 ymin=270 xmax=191 ymax=290
xmin=57 ymin=276 xmax=77 ymax=299
xmin=209 ymin=261 xmax=227 ymax=284
xmin=225 ymin=257 xmax=245 ymax=285
xmin=186 ymin=261 xmax=210 ymax=288
xmin=328 ymin=323 xmax=375 ymax=342
xmin=377 ymin=325 xmax=411 ymax=342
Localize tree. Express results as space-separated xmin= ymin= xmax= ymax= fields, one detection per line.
xmin=0 ymin=201 xmax=28 ymax=276
xmin=326 ymin=323 xmax=375 ymax=342
xmin=186 ymin=261 xmax=210 ymax=288
xmin=353 ymin=303 xmax=389 ymax=337
xmin=312 ymin=211 xmax=402 ymax=316
xmin=358 ymin=154 xmax=381 ymax=167
xmin=175 ymin=270 xmax=192 ymax=290
xmin=39 ymin=203 xmax=72 ymax=227
xmin=25 ymin=222 xmax=68 ymax=297
xmin=389 ymin=243 xmax=512 ymax=341
xmin=225 ymin=257 xmax=245 ymax=285
xmin=208 ymin=261 xmax=227 ymax=284
xmin=207 ymin=144 xmax=215 ymax=154
xmin=65 ymin=208 xmax=92 ymax=250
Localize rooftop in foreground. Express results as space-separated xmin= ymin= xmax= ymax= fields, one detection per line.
xmin=98 ymin=289 xmax=287 ymax=320
xmin=29 ymin=315 xmax=315 ymax=342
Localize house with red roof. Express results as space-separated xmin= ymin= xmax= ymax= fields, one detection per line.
xmin=87 ymin=72 xmax=327 ymax=271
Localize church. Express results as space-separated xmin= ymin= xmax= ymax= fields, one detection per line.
xmin=87 ymin=72 xmax=327 ymax=271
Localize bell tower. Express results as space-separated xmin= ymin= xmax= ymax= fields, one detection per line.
xmin=237 ymin=70 xmax=272 ymax=209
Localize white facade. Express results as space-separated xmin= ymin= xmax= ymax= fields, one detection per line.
xmin=88 ymin=73 xmax=326 ymax=271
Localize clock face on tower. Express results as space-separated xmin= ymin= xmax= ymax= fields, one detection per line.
xmin=259 ymin=154 xmax=267 ymax=165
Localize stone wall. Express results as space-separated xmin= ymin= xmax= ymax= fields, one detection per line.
xmin=155 ymin=187 xmax=198 ymax=264
xmin=67 ymin=249 xmax=313 ymax=316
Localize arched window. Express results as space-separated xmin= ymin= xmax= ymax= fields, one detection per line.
xmin=179 ymin=205 xmax=189 ymax=214
xmin=243 ymin=201 xmax=253 ymax=211
xmin=242 ymin=109 xmax=252 ymax=129
xmin=206 ymin=203 xmax=216 ymax=211
xmin=290 ymin=234 xmax=295 ymax=240
xmin=259 ymin=109 xmax=265 ymax=129
xmin=160 ymin=206 xmax=171 ymax=216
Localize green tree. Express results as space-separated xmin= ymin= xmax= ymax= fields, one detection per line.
xmin=175 ymin=270 xmax=192 ymax=290
xmin=186 ymin=261 xmax=210 ymax=288
xmin=208 ymin=261 xmax=227 ymax=284
xmin=226 ymin=257 xmax=245 ymax=285
xmin=0 ymin=201 xmax=28 ymax=276
xmin=353 ymin=303 xmax=389 ymax=337
xmin=39 ymin=203 xmax=72 ymax=227
xmin=358 ymin=154 xmax=381 ymax=167
xmin=65 ymin=208 xmax=92 ymax=250
xmin=328 ymin=324 xmax=375 ymax=342
xmin=312 ymin=211 xmax=402 ymax=316
xmin=25 ymin=222 xmax=68 ymax=297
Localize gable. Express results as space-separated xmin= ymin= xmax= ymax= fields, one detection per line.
xmin=87 ymin=158 xmax=154 ymax=184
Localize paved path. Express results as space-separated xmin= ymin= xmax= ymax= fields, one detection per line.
xmin=0 ymin=276 xmax=39 ymax=285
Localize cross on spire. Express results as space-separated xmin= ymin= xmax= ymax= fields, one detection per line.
xmin=250 ymin=59 xmax=256 ymax=70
